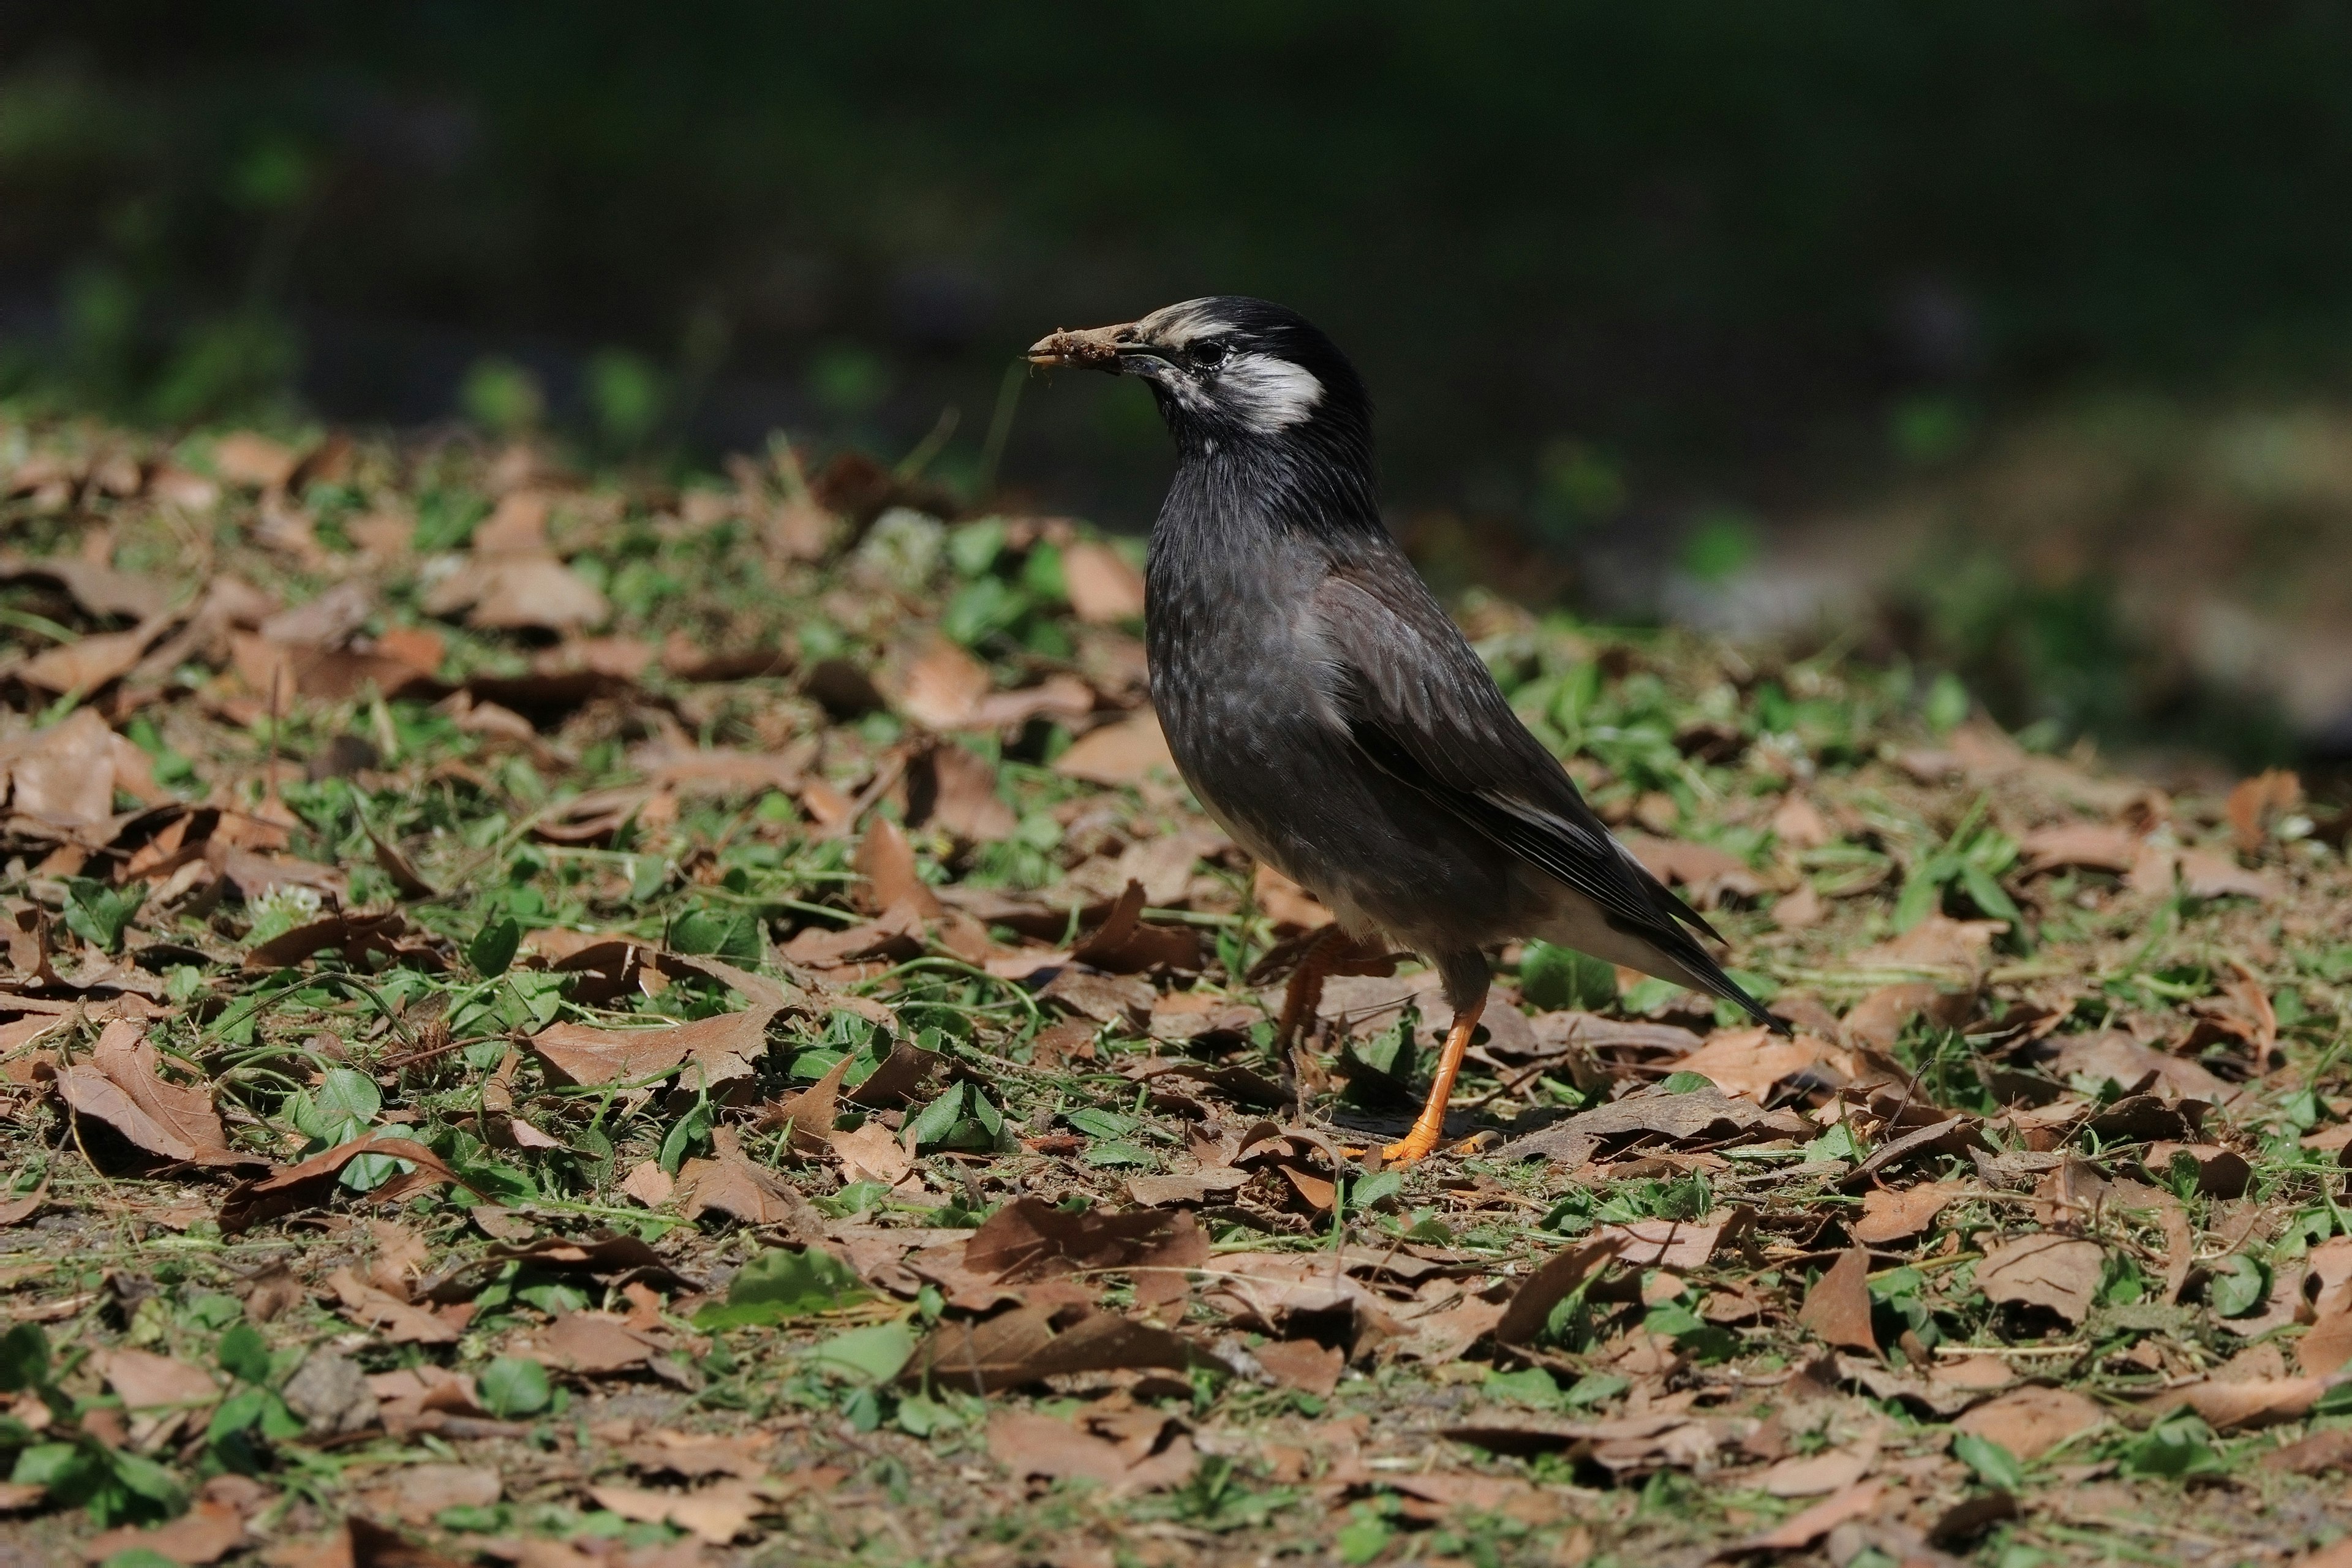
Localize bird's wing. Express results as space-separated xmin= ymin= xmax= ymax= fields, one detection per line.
xmin=1311 ymin=555 xmax=1776 ymax=1025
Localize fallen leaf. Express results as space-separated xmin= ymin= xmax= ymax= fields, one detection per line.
xmin=916 ymin=742 xmax=1016 ymax=842
xmin=82 ymin=1498 xmax=245 ymax=1564
xmin=760 ymin=1050 xmax=852 ymax=1153
xmin=6 ymin=706 xmax=121 ymax=824
xmin=366 ymin=1463 xmax=500 ymax=1526
xmin=1253 ymin=1338 xmax=1344 ymax=1396
xmin=53 ymin=1019 xmax=248 ymax=1166
xmin=279 ymin=1346 xmax=381 ymax=1437
xmin=675 ymin=1145 xmax=821 ymax=1234
xmin=620 ymin=1161 xmax=676 ymax=1207
xmin=1852 ymin=1181 xmax=1963 ymax=1245
xmin=855 ymin=815 xmax=943 ymax=917
xmin=328 ymin=1267 xmax=461 ymax=1344
xmin=588 ymin=1478 xmax=764 ymax=1545
xmin=1755 ymin=1447 xmax=1872 ymax=1498
xmin=619 ymin=1429 xmax=771 ymax=1480
xmin=2148 ymin=1375 xmax=2324 ymax=1430
xmin=530 ymin=1000 xmax=780 ymax=1094
xmin=1061 ymin=541 xmax=1146 ymax=622
xmin=1497 ymin=1082 xmax=1808 ymax=1166
xmin=2019 ymin=821 xmax=2142 ymax=873
xmin=987 ymin=1408 xmax=1195 ymax=1494
xmin=1494 ymin=1237 xmax=1623 ymax=1346
xmin=1798 ymin=1248 xmax=1877 ymax=1354
xmin=1975 ymin=1234 xmax=2103 ymax=1324
xmin=1069 ymin=879 xmax=1200 ymax=973
xmin=828 ymin=1121 xmax=913 ymax=1186
xmin=1673 ymin=1027 xmax=1823 ymax=1101
xmin=1054 ymin=711 xmax=1175 ymax=785
xmin=1596 ymin=1217 xmax=1722 ymax=1270
xmin=1125 ymin=1168 xmax=1251 ymax=1207
xmin=1739 ymin=1479 xmax=1885 ymax=1551
xmin=965 ymin=1196 xmax=1188 ymax=1282
xmin=907 ymin=1302 xmax=1230 ymax=1392
xmin=1951 ymin=1385 xmax=2106 ymax=1460
xmin=2226 ymin=767 xmax=2302 ymax=853
xmin=98 ymin=1348 xmax=219 ymax=1445
xmin=540 ymin=1311 xmax=661 ymax=1375
xmin=219 ymin=1135 xmax=470 ymax=1235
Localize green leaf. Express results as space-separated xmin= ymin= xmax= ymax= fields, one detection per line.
xmin=1560 ymin=1371 xmax=1629 ymax=1408
xmin=907 ymin=1084 xmax=968 ymax=1150
xmin=807 ymin=1321 xmax=916 ymax=1384
xmin=63 ymin=878 xmax=141 ymax=952
xmin=658 ymin=1099 xmax=714 ymax=1175
xmin=216 ymin=1321 xmax=270 ymax=1384
xmin=1483 ymin=1366 xmax=1562 ymax=1407
xmin=2124 ymin=1415 xmax=2224 ymax=1478
xmin=1958 ymin=861 xmax=2022 ymax=924
xmin=1519 ymin=940 xmax=1619 ymax=1012
xmin=2207 ymin=1254 xmax=2268 ymax=1317
xmin=206 ymin=1387 xmax=270 ymax=1442
xmin=694 ymin=1247 xmax=871 ymax=1330
xmin=469 ymin=916 xmax=521 ymax=978
xmin=1659 ymin=1071 xmax=1713 ymax=1094
xmin=9 ymin=1441 xmax=86 ymax=1489
xmin=1335 ymin=1509 xmax=1392 ymax=1566
xmin=1065 ymin=1107 xmax=1140 ymax=1139
xmin=1078 ymin=1140 xmax=1156 ymax=1168
xmin=314 ymin=1067 xmax=381 ymax=1124
xmin=1952 ymin=1431 xmax=2024 ymax=1490
xmin=0 ymin=1324 xmax=48 ymax=1392
xmin=1893 ymin=861 xmax=1949 ymax=932
xmin=478 ymin=1357 xmax=550 ymax=1418
xmin=99 ymin=1548 xmax=181 ymax=1568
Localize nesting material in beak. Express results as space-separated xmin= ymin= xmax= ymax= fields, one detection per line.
xmin=1025 ymin=323 xmax=1134 ymax=369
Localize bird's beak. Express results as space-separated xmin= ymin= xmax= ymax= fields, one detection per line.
xmin=1025 ymin=322 xmax=1142 ymax=371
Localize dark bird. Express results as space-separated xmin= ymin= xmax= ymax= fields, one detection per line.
xmin=1028 ymin=298 xmax=1781 ymax=1163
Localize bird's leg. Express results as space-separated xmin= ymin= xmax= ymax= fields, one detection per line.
xmin=1274 ymin=926 xmax=1342 ymax=1050
xmin=1380 ymin=993 xmax=1484 ymax=1166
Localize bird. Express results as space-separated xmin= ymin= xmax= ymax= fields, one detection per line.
xmin=1027 ymin=297 xmax=1782 ymax=1164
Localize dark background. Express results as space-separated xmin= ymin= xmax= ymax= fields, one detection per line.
xmin=9 ymin=2 xmax=2352 ymax=760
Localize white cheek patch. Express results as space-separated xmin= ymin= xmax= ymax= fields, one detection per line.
xmin=1220 ymin=352 xmax=1324 ymax=431
xmin=1142 ymin=300 xmax=1229 ymax=347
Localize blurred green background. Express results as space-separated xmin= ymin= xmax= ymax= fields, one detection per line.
xmin=10 ymin=2 xmax=2352 ymax=764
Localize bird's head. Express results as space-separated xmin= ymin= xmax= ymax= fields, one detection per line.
xmin=1027 ymin=296 xmax=1370 ymax=456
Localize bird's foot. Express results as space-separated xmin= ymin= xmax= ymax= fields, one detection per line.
xmin=1334 ymin=1129 xmax=1449 ymax=1166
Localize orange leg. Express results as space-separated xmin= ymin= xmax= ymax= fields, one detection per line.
xmin=1379 ymin=994 xmax=1483 ymax=1166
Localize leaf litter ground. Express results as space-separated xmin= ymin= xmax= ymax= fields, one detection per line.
xmin=0 ymin=421 xmax=2348 ymax=1567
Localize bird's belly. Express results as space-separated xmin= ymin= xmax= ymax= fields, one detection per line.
xmin=1149 ymin=620 xmax=1517 ymax=949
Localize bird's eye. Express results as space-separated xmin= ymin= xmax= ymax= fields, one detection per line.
xmin=1193 ymin=341 xmax=1229 ymax=371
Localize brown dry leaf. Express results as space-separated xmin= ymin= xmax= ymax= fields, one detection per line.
xmin=1253 ymin=1338 xmax=1344 ymax=1396
xmin=1673 ymin=1027 xmax=1822 ymax=1101
xmin=328 ymin=1267 xmax=461 ymax=1344
xmin=212 ymin=432 xmax=299 ymax=489
xmin=1951 ymin=1385 xmax=2106 ymax=1460
xmin=891 ymin=635 xmax=992 ymax=730
xmin=2226 ymin=767 xmax=2302 ymax=853
xmin=541 ymin=1311 xmax=660 ymax=1375
xmin=0 ymin=1180 xmax=46 ymax=1227
xmin=53 ymin=1019 xmax=247 ymax=1166
xmin=82 ymin=1498 xmax=246 ymax=1565
xmin=366 ymin=1463 xmax=500 ymax=1526
xmin=1054 ymin=710 xmax=1175 ymax=785
xmin=619 ymin=1161 xmax=676 ymax=1208
xmin=1798 ymin=1248 xmax=1877 ymax=1353
xmin=1129 ymin=1211 xmax=1209 ymax=1310
xmin=97 ymin=1348 xmax=219 ymax=1445
xmin=1061 ymin=541 xmax=1147 ymax=623
xmin=1619 ymin=834 xmax=1763 ymax=906
xmin=1976 ymin=1233 xmax=2103 ymax=1324
xmin=1739 ymin=1479 xmax=1885 ymax=1551
xmin=2264 ymin=1428 xmax=2352 ymax=1476
xmin=856 ymin=815 xmax=943 ymax=917
xmin=2150 ymin=1375 xmax=2324 ymax=1430
xmin=2019 ymin=821 xmax=2143 ymax=873
xmin=1849 ymin=913 xmax=2005 ymax=975
xmin=219 ymin=1134 xmax=469 ymax=1234
xmin=21 ymin=611 xmax=173 ymax=695
xmin=531 ymin=999 xmax=780 ymax=1094
xmin=1840 ymin=981 xmax=1970 ymax=1050
xmin=619 ymin=1429 xmax=771 ymax=1480
xmin=366 ymin=1218 xmax=431 ymax=1298
xmin=907 ymin=1303 xmax=1229 ymax=1392
xmin=1853 ymin=1181 xmax=1964 ymax=1245
xmin=1756 ymin=1447 xmax=1872 ymax=1498
xmin=1770 ymin=793 xmax=1834 ymax=850
xmin=760 ymin=1050 xmax=852 ymax=1153
xmin=7 ymin=706 xmax=122 ymax=824
xmin=447 ymin=556 xmax=611 ymax=633
xmin=1772 ymin=883 xmax=1825 ymax=930
xmin=1597 ymin=1217 xmax=1723 ymax=1270
xmin=920 ymin=742 xmax=1016 ymax=842
xmin=1125 ymin=1168 xmax=1251 ymax=1207
xmin=589 ymin=1477 xmax=764 ymax=1545
xmin=1494 ymin=1237 xmax=1622 ymax=1346
xmin=2302 ymin=1306 xmax=2352 ymax=1376
xmin=966 ymin=1196 xmax=1188 ymax=1282
xmin=675 ymin=1139 xmax=821 ymax=1234
xmin=1497 ymin=1081 xmax=1807 ymax=1165
xmin=988 ymin=1408 xmax=1194 ymax=1494
xmin=1070 ymin=879 xmax=1200 ymax=973
xmin=828 ymin=1121 xmax=914 ymax=1186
